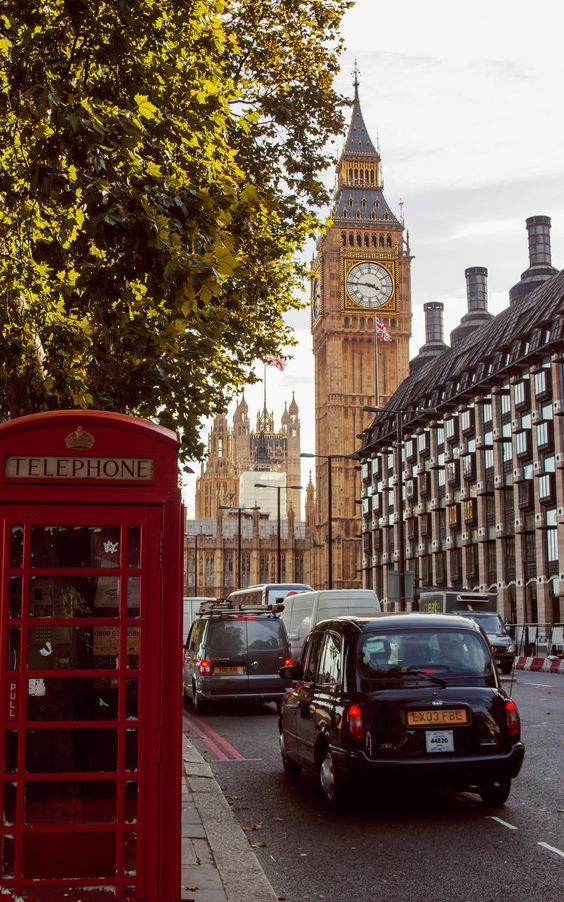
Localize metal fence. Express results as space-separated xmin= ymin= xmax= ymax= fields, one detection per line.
xmin=511 ymin=623 xmax=564 ymax=657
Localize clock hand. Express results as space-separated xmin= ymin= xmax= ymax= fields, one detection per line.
xmin=354 ymin=281 xmax=379 ymax=290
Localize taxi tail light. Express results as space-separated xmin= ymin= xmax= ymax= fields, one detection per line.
xmin=347 ymin=704 xmax=364 ymax=742
xmin=199 ymin=659 xmax=212 ymax=675
xmin=282 ymin=657 xmax=293 ymax=668
xmin=505 ymin=699 xmax=520 ymax=738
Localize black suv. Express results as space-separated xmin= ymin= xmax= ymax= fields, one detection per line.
xmin=183 ymin=602 xmax=292 ymax=713
xmin=279 ymin=613 xmax=525 ymax=810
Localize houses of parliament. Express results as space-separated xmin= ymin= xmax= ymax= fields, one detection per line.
xmin=186 ymin=81 xmax=564 ymax=629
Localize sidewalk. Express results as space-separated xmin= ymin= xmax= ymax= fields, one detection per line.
xmin=180 ymin=732 xmax=279 ymax=902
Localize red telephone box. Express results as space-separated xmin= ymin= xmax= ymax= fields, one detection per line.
xmin=0 ymin=411 xmax=183 ymax=901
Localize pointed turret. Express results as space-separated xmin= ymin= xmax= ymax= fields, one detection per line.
xmin=333 ymin=78 xmax=400 ymax=227
xmin=288 ymin=391 xmax=299 ymax=417
xmin=342 ymin=75 xmax=379 ymax=158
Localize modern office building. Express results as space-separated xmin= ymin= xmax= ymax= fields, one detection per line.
xmin=358 ymin=216 xmax=563 ymax=626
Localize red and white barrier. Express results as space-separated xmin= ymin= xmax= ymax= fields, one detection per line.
xmin=515 ymin=656 xmax=564 ymax=674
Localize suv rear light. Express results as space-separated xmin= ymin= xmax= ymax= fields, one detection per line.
xmin=199 ymin=659 xmax=212 ymax=675
xmin=347 ymin=704 xmax=364 ymax=742
xmin=505 ymin=699 xmax=520 ymax=738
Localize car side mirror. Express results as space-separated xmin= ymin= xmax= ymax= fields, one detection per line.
xmin=279 ymin=664 xmax=299 ymax=680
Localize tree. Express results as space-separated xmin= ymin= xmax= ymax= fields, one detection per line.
xmin=0 ymin=0 xmax=352 ymax=461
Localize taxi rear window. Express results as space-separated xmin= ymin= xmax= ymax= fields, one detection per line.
xmin=357 ymin=629 xmax=492 ymax=679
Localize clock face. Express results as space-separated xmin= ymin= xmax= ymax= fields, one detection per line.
xmin=346 ymin=262 xmax=393 ymax=308
xmin=312 ymin=275 xmax=321 ymax=319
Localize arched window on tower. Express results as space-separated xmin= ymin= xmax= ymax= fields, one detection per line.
xmin=371 ymin=234 xmax=377 ymax=246
xmin=356 ymin=233 xmax=362 ymax=245
xmin=364 ymin=234 xmax=369 ymax=247
xmin=386 ymin=235 xmax=392 ymax=248
xmin=379 ymin=235 xmax=384 ymax=247
xmin=371 ymin=212 xmax=375 ymax=220
xmin=341 ymin=232 xmax=346 ymax=244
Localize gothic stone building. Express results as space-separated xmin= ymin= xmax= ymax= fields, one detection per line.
xmin=186 ymin=395 xmax=313 ymax=599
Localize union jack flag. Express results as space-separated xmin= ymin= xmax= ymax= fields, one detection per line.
xmin=376 ymin=320 xmax=392 ymax=342
xmin=263 ymin=354 xmax=286 ymax=371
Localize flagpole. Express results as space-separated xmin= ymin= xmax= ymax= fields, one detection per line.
xmin=373 ymin=315 xmax=379 ymax=406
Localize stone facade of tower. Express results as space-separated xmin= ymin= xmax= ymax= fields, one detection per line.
xmin=195 ymin=394 xmax=302 ymax=520
xmin=189 ymin=394 xmax=307 ymax=600
xmin=309 ymin=83 xmax=412 ymax=588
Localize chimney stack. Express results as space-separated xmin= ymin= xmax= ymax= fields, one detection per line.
xmin=465 ymin=266 xmax=488 ymax=312
xmin=450 ymin=266 xmax=493 ymax=349
xmin=409 ymin=302 xmax=448 ymax=374
xmin=510 ymin=215 xmax=558 ymax=306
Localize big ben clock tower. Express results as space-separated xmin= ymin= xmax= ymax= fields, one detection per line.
xmin=310 ymin=76 xmax=412 ymax=589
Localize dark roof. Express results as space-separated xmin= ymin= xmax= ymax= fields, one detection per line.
xmin=332 ymin=186 xmax=400 ymax=226
xmin=362 ymin=267 xmax=564 ymax=449
xmin=343 ymin=88 xmax=379 ymax=158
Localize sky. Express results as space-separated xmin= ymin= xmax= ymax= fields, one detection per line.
xmin=184 ymin=0 xmax=564 ymax=517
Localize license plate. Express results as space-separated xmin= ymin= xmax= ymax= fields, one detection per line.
xmin=407 ymin=708 xmax=468 ymax=727
xmin=213 ymin=666 xmax=244 ymax=674
xmin=426 ymin=730 xmax=454 ymax=753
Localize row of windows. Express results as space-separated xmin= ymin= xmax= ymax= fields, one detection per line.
xmin=341 ymin=231 xmax=393 ymax=247
xmin=186 ymin=552 xmax=305 ymax=589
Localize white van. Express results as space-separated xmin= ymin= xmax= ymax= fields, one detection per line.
xmin=183 ymin=596 xmax=215 ymax=642
xmin=280 ymin=589 xmax=381 ymax=661
xmin=226 ymin=583 xmax=312 ymax=607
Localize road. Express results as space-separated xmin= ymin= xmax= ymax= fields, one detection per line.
xmin=183 ymin=671 xmax=564 ymax=902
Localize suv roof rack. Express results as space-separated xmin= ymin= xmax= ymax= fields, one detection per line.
xmin=197 ymin=600 xmax=284 ymax=615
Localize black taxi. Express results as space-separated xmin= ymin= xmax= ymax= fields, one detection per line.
xmin=278 ymin=613 xmax=525 ymax=810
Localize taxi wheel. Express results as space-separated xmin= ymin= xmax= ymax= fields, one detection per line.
xmin=279 ymin=730 xmax=301 ymax=776
xmin=479 ymin=778 xmax=511 ymax=805
xmin=319 ymin=748 xmax=348 ymax=811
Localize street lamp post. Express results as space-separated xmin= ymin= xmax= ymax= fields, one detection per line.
xmin=185 ymin=530 xmax=213 ymax=598
xmin=301 ymin=452 xmax=358 ymax=590
xmin=191 ymin=530 xmax=212 ymax=596
xmin=362 ymin=404 xmax=436 ymax=610
xmin=219 ymin=505 xmax=259 ymax=589
xmin=254 ymin=483 xmax=303 ymax=582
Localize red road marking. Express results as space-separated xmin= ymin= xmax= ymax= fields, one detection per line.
xmin=183 ymin=714 xmax=229 ymax=761
xmin=184 ymin=712 xmax=246 ymax=760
